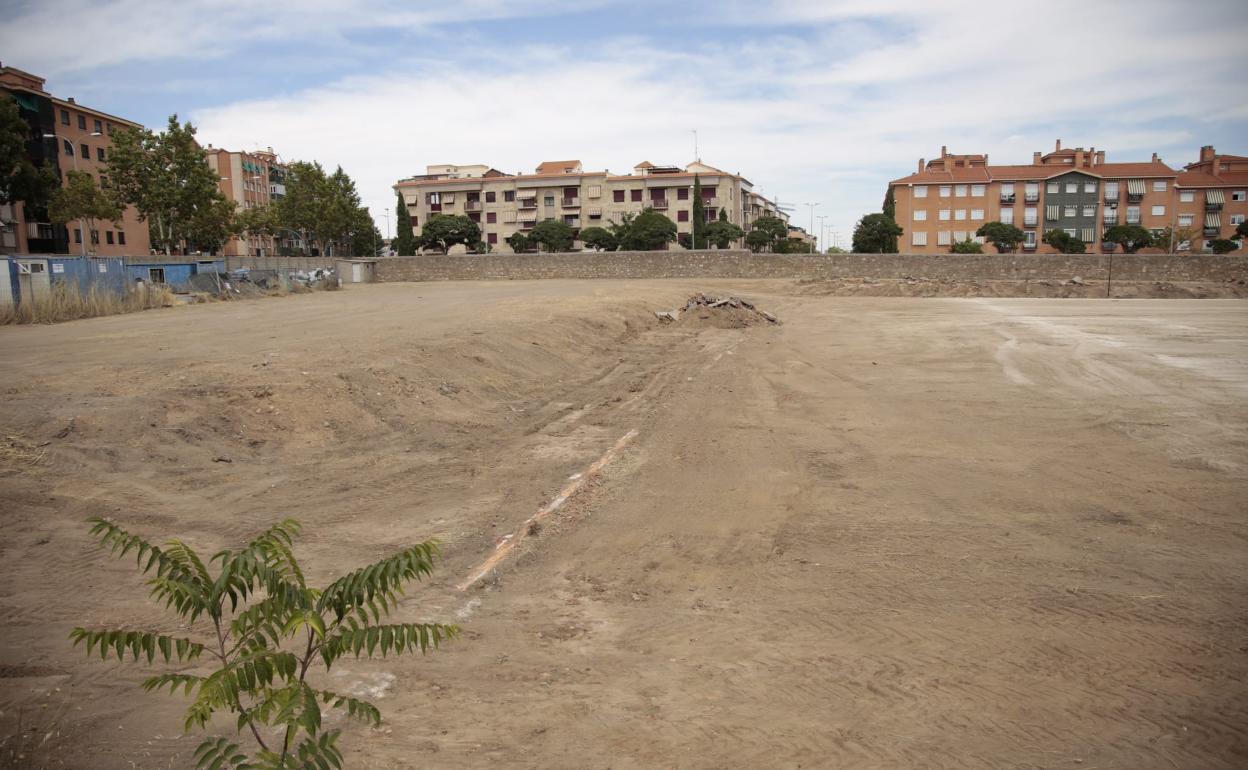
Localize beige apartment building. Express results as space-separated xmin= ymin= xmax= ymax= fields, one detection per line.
xmin=1 ymin=63 xmax=150 ymax=256
xmin=888 ymin=140 xmax=1244 ymax=254
xmin=203 ymin=145 xmax=292 ymax=256
xmin=395 ymin=160 xmax=789 ymax=253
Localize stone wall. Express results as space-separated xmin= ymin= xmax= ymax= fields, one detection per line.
xmin=373 ymin=250 xmax=1248 ymax=283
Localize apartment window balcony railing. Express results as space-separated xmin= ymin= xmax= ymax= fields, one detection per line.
xmin=1203 ymin=226 xmax=1220 ymax=236
xmin=1126 ymin=193 xmax=1144 ymax=203
xmin=651 ymin=199 xmax=669 ymax=209
xmin=1022 ymin=242 xmax=1037 ymax=250
xmin=1205 ymin=201 xmax=1223 ymax=211
xmin=1024 ymin=194 xmax=1039 ymax=203
xmin=702 ymin=197 xmax=718 ymax=206
xmin=465 ymin=200 xmax=481 ymax=211
xmin=1103 ymin=217 xmax=1118 ymax=226
xmin=518 ymin=199 xmax=538 ymax=210
xmin=1000 ymin=194 xmax=1016 ymax=204
xmin=1104 ymin=193 xmax=1119 ymax=202
xmin=1126 ymin=217 xmax=1141 ymax=225
xmin=519 ymin=219 xmax=537 ymax=229
xmin=561 ymin=198 xmax=579 ymax=207
xmin=1022 ymin=219 xmax=1038 ymax=228
xmin=429 ymin=204 xmax=442 ymax=212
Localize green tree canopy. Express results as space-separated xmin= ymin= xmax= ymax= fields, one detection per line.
xmin=617 ymin=208 xmax=677 ymax=250
xmin=0 ymin=95 xmax=57 ymax=211
xmin=419 ymin=214 xmax=480 ymax=254
xmin=1210 ymin=238 xmax=1239 ymax=254
xmin=950 ymin=238 xmax=984 ymax=254
xmin=47 ymin=170 xmax=122 ymax=251
xmin=578 ymin=226 xmax=617 ymax=252
xmin=392 ymin=191 xmax=416 ymax=256
xmin=1102 ymin=224 xmax=1153 ymax=254
xmin=745 ymin=229 xmax=772 ymax=252
xmin=704 ymin=219 xmax=744 ymax=249
xmin=975 ymin=221 xmax=1026 ymax=253
xmin=1235 ymin=221 xmax=1248 ymax=240
xmin=691 ymin=175 xmax=705 ymax=249
xmin=743 ymin=215 xmax=788 ymax=252
xmin=106 ymin=115 xmax=230 ymax=255
xmin=185 ymin=196 xmax=239 ymax=254
xmin=852 ymin=213 xmax=903 ymax=253
xmin=505 ymin=231 xmax=529 ymax=253
xmin=1042 ymin=229 xmax=1086 ymax=254
xmin=528 ymin=218 xmax=575 ymax=252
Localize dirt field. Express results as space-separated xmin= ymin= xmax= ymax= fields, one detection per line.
xmin=1 ymin=281 xmax=1246 ymax=769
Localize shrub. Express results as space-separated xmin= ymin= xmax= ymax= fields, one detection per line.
xmin=71 ymin=517 xmax=457 ymax=769
xmin=1210 ymin=238 xmax=1240 ymax=254
xmin=950 ymin=238 xmax=983 ymax=254
xmin=0 ymin=280 xmax=173 ymax=325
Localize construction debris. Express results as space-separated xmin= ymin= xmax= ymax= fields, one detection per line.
xmin=655 ymin=293 xmax=780 ymax=329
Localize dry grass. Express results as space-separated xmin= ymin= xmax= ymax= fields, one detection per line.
xmin=0 ymin=433 xmax=46 ymax=472
xmin=0 ymin=281 xmax=174 ymax=325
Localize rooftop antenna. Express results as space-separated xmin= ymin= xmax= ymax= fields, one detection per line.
xmin=692 ymin=129 xmax=699 ymax=163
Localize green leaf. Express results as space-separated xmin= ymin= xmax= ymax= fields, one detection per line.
xmin=316 ymin=541 xmax=441 ymax=621
xmin=69 ymin=628 xmax=204 ymax=664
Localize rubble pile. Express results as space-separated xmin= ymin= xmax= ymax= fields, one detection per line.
xmin=655 ymin=293 xmax=779 ymax=329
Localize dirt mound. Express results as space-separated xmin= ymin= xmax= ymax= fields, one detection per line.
xmin=655 ymin=293 xmax=780 ymax=328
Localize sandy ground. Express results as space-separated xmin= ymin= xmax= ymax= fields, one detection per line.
xmin=0 ymin=281 xmax=1246 ymax=769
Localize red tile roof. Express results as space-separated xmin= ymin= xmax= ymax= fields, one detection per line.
xmin=535 ymin=160 xmax=580 ymax=174
xmin=1177 ymin=170 xmax=1248 ymax=187
xmin=891 ymin=161 xmax=1177 ymax=186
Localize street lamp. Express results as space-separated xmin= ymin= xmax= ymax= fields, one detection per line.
xmin=43 ymin=130 xmax=102 ymax=256
xmin=803 ymin=202 xmax=820 ymax=253
xmin=817 ymin=215 xmax=828 ymax=254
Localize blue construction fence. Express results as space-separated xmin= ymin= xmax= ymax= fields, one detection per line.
xmin=1 ymin=255 xmax=225 ymax=306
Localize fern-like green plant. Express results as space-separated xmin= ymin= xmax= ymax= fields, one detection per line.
xmin=71 ymin=517 xmax=458 ymax=769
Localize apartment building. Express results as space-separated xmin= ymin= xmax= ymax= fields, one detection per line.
xmin=888 ymin=141 xmax=1212 ymax=253
xmin=1176 ymin=146 xmax=1248 ymax=250
xmin=203 ymin=145 xmax=291 ymax=256
xmin=1 ymin=63 xmax=150 ymax=256
xmin=394 ymin=159 xmax=788 ymax=253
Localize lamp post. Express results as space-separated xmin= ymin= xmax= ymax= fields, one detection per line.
xmin=43 ymin=129 xmax=102 ymax=256
xmin=804 ymin=203 xmax=820 ymax=254
xmin=817 ymin=215 xmax=828 ymax=254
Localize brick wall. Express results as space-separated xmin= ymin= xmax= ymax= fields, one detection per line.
xmin=373 ymin=250 xmax=1248 ymax=283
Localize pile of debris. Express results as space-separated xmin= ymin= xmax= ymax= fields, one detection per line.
xmin=655 ymin=293 xmax=779 ymax=329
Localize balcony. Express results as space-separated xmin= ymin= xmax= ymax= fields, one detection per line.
xmin=1104 ymin=193 xmax=1119 ymax=203
xmin=561 ymin=198 xmax=579 ymax=208
xmin=1126 ymin=193 xmax=1144 ymax=203
xmin=999 ymin=194 xmax=1015 ymax=204
xmin=1126 ymin=217 xmax=1141 ymax=225
xmin=519 ymin=219 xmax=537 ymax=230
xmin=518 ymin=198 xmax=538 ymax=210
xmin=651 ymin=199 xmax=669 ymax=209
xmin=1022 ymin=220 xmax=1038 ymax=228
xmin=702 ymin=197 xmax=718 ymax=206
xmin=429 ymin=203 xmax=442 ymax=212
xmin=1205 ymin=201 xmax=1223 ymax=211
xmin=1204 ymin=226 xmax=1219 ymax=237
xmin=465 ymin=200 xmax=481 ymax=211
xmin=1024 ymin=193 xmax=1039 ymax=203
xmin=1103 ymin=217 xmax=1118 ymax=227
xmin=1022 ymin=242 xmax=1037 ymax=251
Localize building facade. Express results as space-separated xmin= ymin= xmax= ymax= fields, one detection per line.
xmin=395 ymin=160 xmax=789 ymax=253
xmin=888 ymin=141 xmax=1245 ymax=254
xmin=1 ymin=63 xmax=151 ymax=256
xmin=203 ymin=145 xmax=292 ymax=256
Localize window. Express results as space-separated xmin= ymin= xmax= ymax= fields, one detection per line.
xmin=504 ymin=190 xmax=515 ymax=202
xmin=99 ymin=175 xmax=108 ymax=188
xmin=97 ymin=147 xmax=105 ymax=162
xmin=106 ymin=231 xmax=115 ymax=244
xmin=953 ymin=231 xmax=966 ymax=242
xmin=1084 ymin=181 xmax=1096 ymax=193
xmin=970 ymin=209 xmax=984 ymax=220
xmin=1066 ymin=182 xmax=1077 ymax=193
xmin=954 ymin=209 xmax=966 ymax=220
xmin=93 ymin=119 xmax=102 ymax=133
xmin=1024 ymin=207 xmax=1037 ymax=224
xmin=1104 ymin=182 xmax=1119 ymax=199
xmin=77 ymin=114 xmax=86 ymax=130
xmin=1151 ymin=205 xmax=1165 ymax=216
xmin=544 ymin=195 xmax=555 ymax=207
xmin=971 ymin=184 xmax=985 ymax=197
xmin=106 ymin=122 xmax=114 ymax=136
xmin=1233 ymin=191 xmax=1247 ymax=201
xmin=1047 ymin=181 xmax=1059 ymax=194
xmin=954 ymin=185 xmax=967 ymax=197
xmin=630 ymin=189 xmax=642 ymax=202
xmin=487 ymin=233 xmax=498 ymax=245
xmin=913 ymin=210 xmax=927 ymax=221
xmin=1025 ymin=183 xmax=1039 ymax=200
xmin=939 ymin=209 xmax=951 ymax=221
xmin=1082 ymin=205 xmax=1095 ymax=217
xmin=1126 ymin=205 xmax=1141 ymax=223
xmin=90 ymin=229 xmax=99 ymax=244
xmin=939 ymin=185 xmax=951 ymax=197
xmin=117 ymin=231 xmax=125 ymax=245
xmin=937 ymin=231 xmax=951 ymax=246
xmin=1152 ymin=181 xmax=1167 ymax=192
xmin=80 ymin=143 xmax=89 ymax=159
xmin=148 ymin=268 xmax=165 ymax=283
xmin=486 ymin=212 xmax=496 ymax=224
xmin=1024 ymin=231 xmax=1036 ymax=247
xmin=677 ymin=187 xmax=689 ymax=200
xmin=911 ymin=231 xmax=927 ymax=246
xmin=74 ymin=228 xmax=82 ymax=243
xmin=485 ymin=191 xmax=496 ymax=203
xmin=613 ymin=190 xmax=625 ymax=203
xmin=1179 ymin=191 xmax=1194 ymax=203
xmin=60 ymin=109 xmax=70 ymax=125
xmin=914 ymin=185 xmax=928 ymax=198
xmin=1230 ymin=214 xmax=1246 ymax=226
xmin=677 ymin=210 xmax=689 ymax=222
xmin=1178 ymin=215 xmax=1194 ymax=227
xmin=1064 ymin=205 xmax=1077 ymax=218
xmin=1000 ymin=208 xmax=1014 ymax=224
xmin=1064 ymin=228 xmax=1076 ymax=238
xmin=1000 ymin=183 xmax=1015 ymax=195
xmin=410 ymin=215 xmax=418 ymax=226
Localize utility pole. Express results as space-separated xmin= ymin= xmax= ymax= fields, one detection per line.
xmin=817 ymin=215 xmax=828 ymax=254
xmin=804 ymin=203 xmax=820 ymax=253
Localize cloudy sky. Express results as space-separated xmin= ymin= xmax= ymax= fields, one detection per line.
xmin=4 ymin=0 xmax=1247 ymax=247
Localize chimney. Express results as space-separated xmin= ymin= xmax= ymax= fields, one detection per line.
xmin=1055 ymin=139 xmax=1061 ymax=151
xmin=1151 ymin=152 xmax=1159 ymax=162
xmin=918 ymin=158 xmax=925 ymax=173
xmin=1033 ymin=151 xmax=1042 ymax=165
xmin=984 ymin=154 xmax=989 ymax=165
xmin=1200 ymin=145 xmax=1215 ymax=162
xmin=941 ymin=145 xmax=948 ymax=157
xmin=1088 ymin=147 xmax=1096 ymax=166
xmin=1074 ymin=149 xmax=1085 ymax=167
xmin=1096 ymin=150 xmax=1105 ymax=165
xmin=67 ymin=97 xmax=75 ymax=104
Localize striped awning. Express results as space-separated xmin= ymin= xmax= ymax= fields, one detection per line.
xmin=1080 ymin=228 xmax=1095 ymax=242
xmin=1046 ymin=205 xmax=1060 ymax=220
xmin=1126 ymin=179 xmax=1146 ymax=196
xmin=1206 ymin=189 xmax=1225 ymax=205
xmin=1205 ymin=212 xmax=1221 ymax=228
xmin=588 ymin=208 xmax=603 ymax=217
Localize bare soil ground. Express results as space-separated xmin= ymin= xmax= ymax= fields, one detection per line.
xmin=794 ymin=277 xmax=1248 ymax=299
xmin=1 ymin=281 xmax=1245 ymax=769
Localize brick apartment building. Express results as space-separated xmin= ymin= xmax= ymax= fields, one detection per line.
xmin=394 ymin=160 xmax=789 ymax=253
xmin=888 ymin=141 xmax=1246 ymax=253
xmin=203 ymin=145 xmax=294 ymax=256
xmin=1 ymin=63 xmax=150 ymax=256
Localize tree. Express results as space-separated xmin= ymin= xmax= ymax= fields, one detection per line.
xmin=825 ymin=246 xmax=848 ymax=254
xmin=1158 ymin=225 xmax=1199 ymax=252
xmin=617 ymin=208 xmax=677 ymax=250
xmin=235 ymin=203 xmax=278 ymax=255
xmin=691 ymin=175 xmax=705 ymax=249
xmin=1102 ymin=224 xmax=1153 ymax=254
xmin=882 ymin=188 xmax=900 ymax=252
xmin=1235 ymin=221 xmax=1248 ymax=240
xmin=744 ymin=215 xmax=788 ymax=253
xmin=186 ymin=195 xmax=240 ymax=255
xmin=1210 ymin=238 xmax=1240 ymax=254
xmin=528 ymin=218 xmax=575 ymax=252
xmin=704 ymin=218 xmax=744 ymax=249
xmin=47 ymin=170 xmax=122 ymax=251
xmin=1042 ymin=229 xmax=1086 ymax=254
xmin=392 ymin=191 xmax=416 ymax=256
xmin=745 ymin=229 xmax=772 ymax=253
xmin=107 ymin=115 xmax=231 ymax=255
xmin=505 ymin=231 xmax=529 ymax=253
xmin=578 ymin=226 xmax=617 ymax=252
xmin=950 ymin=238 xmax=984 ymax=254
xmin=347 ymin=207 xmax=382 ymax=257
xmin=71 ymin=516 xmax=456 ymax=769
xmin=852 ymin=213 xmax=903 ymax=253
xmin=417 ymin=214 xmax=479 ymax=254
xmin=976 ymin=221 xmax=1026 ymax=253
xmin=0 ymin=95 xmax=57 ymax=211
